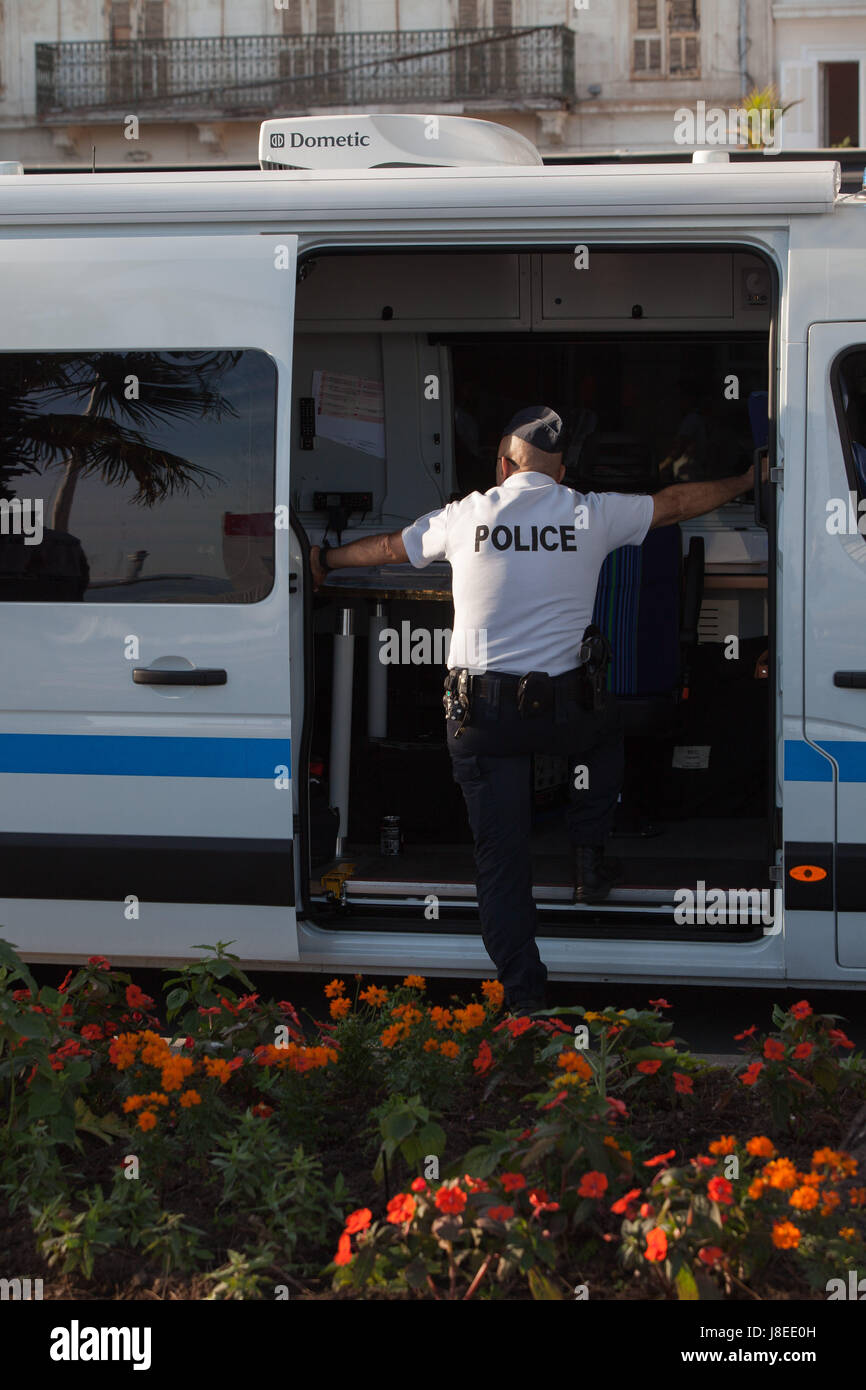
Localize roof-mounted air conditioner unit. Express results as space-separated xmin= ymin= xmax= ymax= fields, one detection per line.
xmin=258 ymin=114 xmax=542 ymax=171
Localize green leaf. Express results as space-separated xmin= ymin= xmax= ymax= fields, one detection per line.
xmin=74 ymin=1099 xmax=129 ymax=1144
xmin=812 ymin=1057 xmax=840 ymax=1094
xmin=28 ymin=1088 xmax=62 ymax=1119
xmin=528 ymin=1267 xmax=563 ymax=1300
xmin=9 ymin=1012 xmax=51 ymax=1039
xmin=165 ymin=988 xmax=189 ymax=1015
xmin=675 ymin=1264 xmax=700 ymax=1300
xmin=382 ymin=1109 xmax=416 ymax=1144
xmin=416 ymin=1122 xmax=446 ymax=1155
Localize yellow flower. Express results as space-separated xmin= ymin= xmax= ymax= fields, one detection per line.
xmin=583 ymin=1012 xmax=603 ymax=1022
xmin=403 ymin=975 xmax=426 ymax=990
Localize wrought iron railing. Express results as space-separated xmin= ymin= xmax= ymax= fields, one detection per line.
xmin=35 ymin=27 xmax=575 ymax=120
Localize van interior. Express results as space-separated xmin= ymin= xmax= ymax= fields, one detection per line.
xmin=294 ymin=246 xmax=774 ymax=938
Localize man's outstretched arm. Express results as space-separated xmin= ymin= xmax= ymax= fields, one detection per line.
xmin=309 ymin=530 xmax=408 ymax=590
xmin=650 ymin=464 xmax=755 ymax=529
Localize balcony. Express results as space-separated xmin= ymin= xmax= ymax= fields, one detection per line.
xmin=35 ymin=27 xmax=575 ymax=122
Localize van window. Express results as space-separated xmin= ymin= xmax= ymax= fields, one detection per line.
xmin=0 ymin=349 xmax=277 ymax=603
xmin=834 ymin=347 xmax=866 ymax=498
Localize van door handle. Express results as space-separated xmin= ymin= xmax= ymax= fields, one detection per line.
xmin=133 ymin=668 xmax=227 ymax=686
xmin=833 ymin=671 xmax=866 ymax=688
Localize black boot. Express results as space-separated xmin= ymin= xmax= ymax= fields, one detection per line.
xmin=573 ymin=845 xmax=622 ymax=904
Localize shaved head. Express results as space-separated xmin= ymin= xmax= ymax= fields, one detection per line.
xmin=497 ymin=434 xmax=564 ymax=480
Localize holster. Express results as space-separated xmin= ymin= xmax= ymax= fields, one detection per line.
xmin=577 ymin=624 xmax=612 ymax=711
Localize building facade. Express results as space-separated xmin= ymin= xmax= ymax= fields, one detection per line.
xmin=0 ymin=0 xmax=859 ymax=167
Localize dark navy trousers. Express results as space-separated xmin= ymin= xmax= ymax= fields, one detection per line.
xmin=446 ymin=673 xmax=623 ymax=1007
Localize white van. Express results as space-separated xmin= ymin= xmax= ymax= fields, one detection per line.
xmin=0 ymin=113 xmax=863 ymax=990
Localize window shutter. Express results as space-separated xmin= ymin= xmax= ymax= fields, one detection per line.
xmin=143 ymin=2 xmax=164 ymax=40
xmin=457 ymin=0 xmax=479 ymax=28
xmin=316 ymin=0 xmax=336 ymax=34
xmin=492 ymin=0 xmax=513 ymax=26
xmin=281 ymin=3 xmax=303 ymax=36
xmin=636 ymin=0 xmax=658 ymax=29
xmin=109 ymin=2 xmax=132 ymax=42
xmin=669 ymin=0 xmax=699 ymax=30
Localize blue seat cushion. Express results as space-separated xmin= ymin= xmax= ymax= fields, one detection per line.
xmin=592 ymin=524 xmax=681 ymax=697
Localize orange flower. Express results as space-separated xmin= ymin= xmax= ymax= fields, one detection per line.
xmin=637 ymin=1060 xmax=662 ymax=1075
xmin=771 ymin=1220 xmax=801 ymax=1250
xmin=329 ymin=996 xmax=351 ymax=1021
xmin=162 ymin=1055 xmax=196 ymax=1091
xmin=179 ymin=1088 xmax=201 ymax=1108
xmin=122 ymin=1095 xmax=144 ymax=1112
xmin=708 ymin=1136 xmax=736 ymax=1156
xmin=487 ymin=1205 xmax=514 ymax=1221
xmin=324 ymin=979 xmax=346 ymax=999
xmin=839 ymin=1228 xmax=857 ymax=1241
xmin=644 ymin=1150 xmax=676 ymax=1168
xmin=344 ymin=1208 xmax=372 ymax=1235
xmin=501 ymin=1171 xmax=527 ymax=1193
xmin=820 ymin=1192 xmax=841 ymax=1217
xmin=746 ymin=1136 xmax=776 ymax=1158
xmin=481 ymin=980 xmax=505 ymax=1008
xmin=557 ymin=1051 xmax=592 ymax=1080
xmin=423 ymin=1038 xmax=440 ymax=1053
xmin=359 ymin=985 xmax=387 ymax=1007
xmin=740 ymin=1061 xmax=763 ymax=1086
xmin=109 ymin=1033 xmax=139 ymax=1070
xmin=707 ymin=1176 xmax=734 ymax=1206
xmin=380 ymin=1024 xmax=404 ymax=1049
xmin=202 ymin=1057 xmax=234 ymax=1085
xmin=850 ymin=1188 xmax=866 ymax=1208
xmin=789 ymin=1000 xmax=812 ymax=1020
xmin=403 ymin=975 xmax=426 ymax=990
xmin=386 ymin=1192 xmax=416 ymax=1224
xmin=452 ymin=1003 xmax=486 ymax=1033
xmin=748 ymin=1179 xmax=767 ymax=1200
xmin=435 ymin=1185 xmax=467 ymax=1214
xmin=333 ymin=1232 xmax=353 ymax=1266
xmin=578 ymin=1171 xmax=608 ymax=1199
xmin=764 ymin=1158 xmax=798 ymax=1191
xmin=645 ymin=1227 xmax=668 ymax=1262
xmin=439 ymin=1040 xmax=460 ymax=1059
xmin=610 ymin=1188 xmax=641 ymax=1215
xmin=429 ymin=1007 xmax=453 ymax=1031
xmin=788 ymin=1185 xmax=819 ymax=1211
xmin=137 ymin=1110 xmax=157 ymax=1132
xmin=763 ymin=1037 xmax=785 ymax=1060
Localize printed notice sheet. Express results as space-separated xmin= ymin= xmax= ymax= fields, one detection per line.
xmin=312 ymin=370 xmax=385 ymax=457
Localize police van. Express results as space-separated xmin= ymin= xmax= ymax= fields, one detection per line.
xmin=0 ymin=112 xmax=863 ymax=991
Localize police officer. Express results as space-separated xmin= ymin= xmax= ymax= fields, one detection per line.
xmin=310 ymin=406 xmax=755 ymax=1014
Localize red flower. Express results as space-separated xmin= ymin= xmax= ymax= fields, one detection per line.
xmin=763 ymin=1037 xmax=785 ymax=1060
xmin=792 ymin=1042 xmax=813 ymax=1060
xmin=637 ymin=1060 xmax=662 ymax=1075
xmin=87 ymin=956 xmax=111 ymax=970
xmin=644 ymin=1150 xmax=676 ymax=1168
xmin=789 ymin=1000 xmax=812 ymax=1020
xmin=828 ymin=1028 xmax=854 ymax=1049
xmin=648 ymin=998 xmax=671 ymax=1009
xmin=541 ymin=1091 xmax=568 ymax=1110
xmin=333 ymin=1232 xmax=353 ymax=1267
xmin=698 ymin=1246 xmax=725 ymax=1267
xmin=786 ymin=1066 xmax=812 ymax=1086
xmin=645 ymin=1227 xmax=668 ymax=1262
xmin=125 ymin=984 xmax=154 ymax=1010
xmin=639 ymin=1203 xmax=655 ymax=1218
xmin=651 ymin=1040 xmax=676 ymax=1048
xmin=434 ymin=1185 xmax=467 ymax=1214
xmin=386 ymin=1192 xmax=417 ymax=1224
xmin=707 ymin=1176 xmax=734 ymax=1206
xmin=410 ymin=1177 xmax=427 ymax=1192
xmin=673 ymin=1072 xmax=694 ymax=1094
xmin=197 ymin=1006 xmax=221 ymax=1017
xmin=344 ymin=1207 xmax=372 ymax=1235
xmin=251 ymin=1103 xmax=273 ymax=1118
xmin=487 ymin=1205 xmax=514 ymax=1221
xmin=80 ymin=1024 xmax=103 ymax=1042
xmin=606 ymin=1096 xmax=628 ymax=1119
xmin=693 ymin=1155 xmax=716 ymax=1168
xmin=472 ymin=1039 xmax=495 ymax=1075
xmin=734 ymin=1025 xmax=757 ymax=1040
xmin=578 ymin=1171 xmax=608 ymax=1199
xmin=610 ymin=1187 xmax=642 ymax=1215
xmin=740 ymin=1061 xmax=763 ymax=1086
xmin=57 ymin=970 xmax=73 ymax=994
xmin=528 ymin=1188 xmax=559 ymax=1213
xmin=500 ymin=1172 xmax=527 ymax=1193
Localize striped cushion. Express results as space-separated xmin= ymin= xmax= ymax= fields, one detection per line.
xmin=592 ymin=525 xmax=681 ymax=697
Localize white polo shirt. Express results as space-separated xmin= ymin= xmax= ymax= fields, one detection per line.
xmin=401 ymin=472 xmax=654 ymax=677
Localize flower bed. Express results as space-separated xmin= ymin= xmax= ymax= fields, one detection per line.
xmin=1 ymin=938 xmax=864 ymax=1300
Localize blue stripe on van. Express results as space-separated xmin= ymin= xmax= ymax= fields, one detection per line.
xmin=784 ymin=739 xmax=866 ymax=782
xmin=0 ymin=734 xmax=290 ymax=779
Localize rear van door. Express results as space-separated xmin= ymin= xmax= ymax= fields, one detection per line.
xmin=0 ymin=230 xmax=299 ymax=965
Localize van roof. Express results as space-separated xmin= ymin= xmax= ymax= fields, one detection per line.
xmin=0 ymin=159 xmax=843 ymax=223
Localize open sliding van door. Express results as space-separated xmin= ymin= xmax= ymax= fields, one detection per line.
xmin=0 ymin=231 xmax=299 ymax=966
xmin=802 ymin=324 xmax=866 ymax=968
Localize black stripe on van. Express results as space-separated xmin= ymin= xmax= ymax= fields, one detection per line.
xmin=837 ymin=844 xmax=866 ymax=913
xmin=0 ymin=833 xmax=294 ymax=907
xmin=784 ymin=842 xmax=833 ymax=910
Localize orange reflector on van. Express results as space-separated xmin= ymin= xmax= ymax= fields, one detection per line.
xmin=789 ymin=864 xmax=828 ymax=882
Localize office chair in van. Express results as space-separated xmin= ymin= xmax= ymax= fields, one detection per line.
xmin=591 ymin=525 xmax=705 ymax=834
